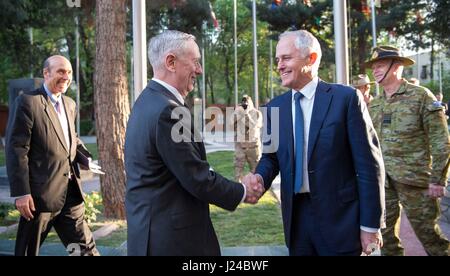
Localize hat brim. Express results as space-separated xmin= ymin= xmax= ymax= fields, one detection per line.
xmin=352 ymin=81 xmax=375 ymax=87
xmin=365 ymin=56 xmax=415 ymax=68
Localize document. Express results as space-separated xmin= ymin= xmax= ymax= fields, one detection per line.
xmin=76 ymin=148 xmax=105 ymax=175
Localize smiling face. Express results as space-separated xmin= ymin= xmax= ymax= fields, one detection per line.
xmin=371 ymin=59 xmax=402 ymax=85
xmin=172 ymin=40 xmax=203 ymax=98
xmin=43 ymin=56 xmax=73 ymax=95
xmin=275 ymin=35 xmax=314 ymax=90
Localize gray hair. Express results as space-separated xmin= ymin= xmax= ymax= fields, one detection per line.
xmin=279 ymin=30 xmax=322 ymax=75
xmin=148 ymin=30 xmax=196 ymax=70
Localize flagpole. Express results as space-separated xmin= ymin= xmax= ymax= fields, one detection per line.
xmin=371 ymin=0 xmax=380 ymax=96
xmin=252 ymin=0 xmax=259 ymax=108
xmin=234 ymin=0 xmax=238 ymax=107
xmin=333 ymin=0 xmax=349 ymax=85
xmin=132 ymin=0 xmax=147 ymax=103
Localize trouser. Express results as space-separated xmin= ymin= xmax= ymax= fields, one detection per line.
xmin=14 ymin=180 xmax=99 ymax=256
xmin=382 ymin=176 xmax=449 ymax=256
xmin=234 ymin=143 xmax=261 ymax=182
xmin=289 ymin=193 xmax=361 ymax=256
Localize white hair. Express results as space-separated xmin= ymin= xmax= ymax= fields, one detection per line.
xmin=279 ymin=30 xmax=322 ymax=75
xmin=148 ymin=30 xmax=196 ymax=70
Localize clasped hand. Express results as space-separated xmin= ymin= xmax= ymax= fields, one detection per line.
xmin=241 ymin=173 xmax=265 ymax=204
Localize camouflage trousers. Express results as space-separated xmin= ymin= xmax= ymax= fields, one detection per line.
xmin=382 ymin=176 xmax=450 ymax=256
xmin=234 ymin=143 xmax=261 ymax=182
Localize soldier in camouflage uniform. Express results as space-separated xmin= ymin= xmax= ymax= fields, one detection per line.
xmin=366 ymin=46 xmax=450 ymax=256
xmin=233 ymin=95 xmax=263 ymax=182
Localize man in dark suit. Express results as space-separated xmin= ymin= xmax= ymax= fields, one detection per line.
xmin=125 ymin=30 xmax=264 ymax=256
xmin=6 ymin=55 xmax=99 ymax=256
xmin=244 ymin=30 xmax=385 ymax=256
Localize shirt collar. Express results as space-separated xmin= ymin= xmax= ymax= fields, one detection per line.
xmin=152 ymin=78 xmax=185 ymax=105
xmin=291 ymin=76 xmax=319 ymax=101
xmin=43 ymin=84 xmax=61 ymax=104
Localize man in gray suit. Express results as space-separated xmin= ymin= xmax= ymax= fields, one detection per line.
xmin=6 ymin=55 xmax=99 ymax=256
xmin=125 ymin=30 xmax=264 ymax=256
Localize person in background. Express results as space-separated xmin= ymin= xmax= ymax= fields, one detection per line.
xmin=233 ymin=95 xmax=263 ymax=182
xmin=352 ymin=74 xmax=375 ymax=105
xmin=6 ymin=55 xmax=99 ymax=256
xmin=367 ymin=45 xmax=450 ymax=256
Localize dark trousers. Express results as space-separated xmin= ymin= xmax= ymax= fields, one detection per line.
xmin=289 ymin=193 xmax=360 ymax=256
xmin=14 ymin=180 xmax=99 ymax=256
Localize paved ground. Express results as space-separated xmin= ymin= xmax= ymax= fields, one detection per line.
xmin=1 ymin=137 xmax=450 ymax=256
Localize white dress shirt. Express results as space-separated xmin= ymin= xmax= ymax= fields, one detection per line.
xmin=152 ymin=78 xmax=185 ymax=105
xmin=44 ymin=84 xmax=71 ymax=149
xmin=292 ymin=77 xmax=319 ymax=194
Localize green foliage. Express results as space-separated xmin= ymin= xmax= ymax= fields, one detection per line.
xmin=80 ymin=119 xmax=94 ymax=136
xmin=0 ymin=203 xmax=20 ymax=226
xmin=84 ymin=192 xmax=102 ymax=224
xmin=422 ymin=71 xmax=450 ymax=102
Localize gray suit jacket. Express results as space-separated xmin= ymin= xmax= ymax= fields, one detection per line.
xmin=125 ymin=80 xmax=244 ymax=256
xmin=6 ymin=87 xmax=85 ymax=212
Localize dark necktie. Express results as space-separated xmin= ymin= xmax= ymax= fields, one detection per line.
xmin=294 ymin=92 xmax=304 ymax=194
xmin=55 ymin=100 xmax=61 ymax=115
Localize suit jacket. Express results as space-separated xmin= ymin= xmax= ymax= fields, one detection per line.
xmin=125 ymin=80 xmax=244 ymax=256
xmin=6 ymin=87 xmax=85 ymax=212
xmin=255 ymin=80 xmax=385 ymax=253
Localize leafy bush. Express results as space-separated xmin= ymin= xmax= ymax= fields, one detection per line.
xmin=0 ymin=203 xmax=20 ymax=226
xmin=84 ymin=192 xmax=102 ymax=224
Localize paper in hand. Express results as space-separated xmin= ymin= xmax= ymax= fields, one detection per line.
xmin=89 ymin=160 xmax=105 ymax=175
xmin=76 ymin=149 xmax=105 ymax=175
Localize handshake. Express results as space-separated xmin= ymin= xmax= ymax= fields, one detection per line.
xmin=241 ymin=173 xmax=265 ymax=204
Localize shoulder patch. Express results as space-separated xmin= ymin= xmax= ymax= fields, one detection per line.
xmin=427 ymin=102 xmax=444 ymax=112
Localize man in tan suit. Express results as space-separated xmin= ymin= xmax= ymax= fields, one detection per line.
xmin=6 ymin=55 xmax=98 ymax=256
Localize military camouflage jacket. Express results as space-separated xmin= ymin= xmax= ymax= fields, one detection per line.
xmin=369 ymin=80 xmax=450 ymax=187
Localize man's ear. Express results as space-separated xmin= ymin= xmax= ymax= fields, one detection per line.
xmin=309 ymin=52 xmax=318 ymax=66
xmin=43 ymin=68 xmax=48 ymax=78
xmin=165 ymin=53 xmax=176 ymax=72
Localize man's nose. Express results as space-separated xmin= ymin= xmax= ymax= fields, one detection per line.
xmin=196 ymin=64 xmax=203 ymax=74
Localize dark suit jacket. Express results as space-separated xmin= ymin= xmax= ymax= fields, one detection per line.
xmin=6 ymin=87 xmax=85 ymax=212
xmin=125 ymin=80 xmax=244 ymax=256
xmin=255 ymin=80 xmax=385 ymax=253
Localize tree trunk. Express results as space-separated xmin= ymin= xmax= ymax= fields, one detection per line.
xmin=94 ymin=0 xmax=130 ymax=219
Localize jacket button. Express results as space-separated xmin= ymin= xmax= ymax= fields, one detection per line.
xmin=308 ymin=170 xmax=315 ymax=174
xmin=63 ymin=173 xmax=68 ymax=177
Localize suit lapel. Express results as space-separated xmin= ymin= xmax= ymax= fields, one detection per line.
xmin=280 ymin=91 xmax=295 ymax=174
xmin=41 ymin=88 xmax=69 ymax=153
xmin=307 ymin=81 xmax=333 ymax=161
xmin=149 ymin=80 xmax=205 ymax=159
xmin=62 ymin=96 xmax=75 ymax=155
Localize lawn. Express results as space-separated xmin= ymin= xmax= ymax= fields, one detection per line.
xmin=0 ymin=151 xmax=285 ymax=249
xmin=0 ymin=148 xmax=4 ymax=166
xmin=207 ymin=151 xmax=284 ymax=246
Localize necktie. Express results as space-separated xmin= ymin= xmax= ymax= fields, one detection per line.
xmin=55 ymin=100 xmax=61 ymax=115
xmin=294 ymin=92 xmax=304 ymax=194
